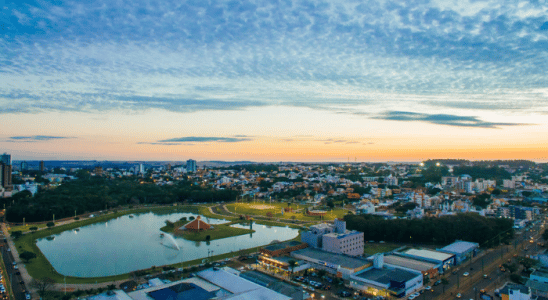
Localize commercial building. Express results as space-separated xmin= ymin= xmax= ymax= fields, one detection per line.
xmin=398 ymin=249 xmax=455 ymax=273
xmin=196 ymin=268 xmax=292 ymax=300
xmin=349 ymin=254 xmax=423 ymax=298
xmin=438 ymin=240 xmax=479 ymax=264
xmin=128 ymin=277 xmax=227 ymax=300
xmin=301 ymin=219 xmax=364 ymax=256
xmin=260 ymin=241 xmax=308 ymax=257
xmin=291 ymin=248 xmax=371 ymax=279
xmin=381 ymin=253 xmax=439 ymax=278
xmin=39 ymin=160 xmax=45 ymax=172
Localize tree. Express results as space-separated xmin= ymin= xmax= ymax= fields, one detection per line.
xmin=441 ymin=278 xmax=449 ymax=294
xmin=46 ymin=222 xmax=55 ymax=228
xmin=11 ymin=231 xmax=22 ymax=239
xmin=317 ymin=269 xmax=327 ymax=278
xmin=542 ymin=229 xmax=548 ymax=241
xmin=326 ymin=200 xmax=335 ymax=209
xmin=510 ymin=273 xmax=523 ymax=284
xmin=29 ymin=226 xmax=38 ymax=232
xmin=19 ymin=251 xmax=37 ymax=263
xmin=288 ymin=259 xmax=297 ymax=278
xmin=31 ymin=277 xmax=56 ymax=296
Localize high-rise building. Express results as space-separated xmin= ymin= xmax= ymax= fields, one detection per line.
xmin=0 ymin=163 xmax=13 ymax=191
xmin=186 ymin=159 xmax=197 ymax=172
xmin=21 ymin=161 xmax=28 ymax=171
xmin=1 ymin=153 xmax=10 ymax=165
xmin=39 ymin=161 xmax=45 ymax=172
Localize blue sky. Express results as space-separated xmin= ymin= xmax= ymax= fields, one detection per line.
xmin=1 ymin=0 xmax=548 ymax=161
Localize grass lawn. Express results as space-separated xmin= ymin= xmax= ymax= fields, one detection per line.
xmin=363 ymin=242 xmax=402 ymax=256
xmin=160 ymin=218 xmax=255 ymax=242
xmin=178 ymin=224 xmax=254 ymax=241
xmin=226 ymin=202 xmax=350 ymax=222
xmin=9 ymin=223 xmax=47 ymax=233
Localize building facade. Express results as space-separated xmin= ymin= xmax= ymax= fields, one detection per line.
xmin=301 ymin=219 xmax=364 ymax=256
xmin=186 ymin=159 xmax=197 ymax=172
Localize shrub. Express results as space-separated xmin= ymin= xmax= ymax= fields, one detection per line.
xmin=46 ymin=222 xmax=55 ymax=228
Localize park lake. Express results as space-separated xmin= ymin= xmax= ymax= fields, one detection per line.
xmin=35 ymin=212 xmax=299 ymax=278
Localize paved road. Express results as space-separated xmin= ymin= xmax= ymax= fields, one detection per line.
xmin=0 ymin=233 xmax=25 ymax=300
xmin=432 ymin=216 xmax=546 ymax=300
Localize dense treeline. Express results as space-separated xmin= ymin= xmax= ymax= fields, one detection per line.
xmin=344 ymin=213 xmax=513 ymax=247
xmin=223 ymin=164 xmax=279 ymax=173
xmin=453 ymin=166 xmax=511 ymax=182
xmin=5 ymin=178 xmax=238 ymax=222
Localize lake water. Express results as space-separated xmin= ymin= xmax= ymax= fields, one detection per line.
xmin=36 ymin=212 xmax=299 ymax=277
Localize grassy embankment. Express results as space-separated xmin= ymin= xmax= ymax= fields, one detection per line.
xmin=225 ymin=202 xmax=349 ymax=222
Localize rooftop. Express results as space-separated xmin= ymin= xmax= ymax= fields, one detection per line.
xmin=354 ymin=267 xmax=420 ymax=284
xmin=439 ymin=241 xmax=479 ymax=254
xmin=500 ymin=284 xmax=530 ymax=295
xmin=128 ymin=278 xmax=222 ymax=300
xmin=403 ymin=249 xmax=455 ymax=262
xmin=383 ymin=254 xmax=439 ymax=271
xmin=292 ymin=248 xmax=370 ymax=270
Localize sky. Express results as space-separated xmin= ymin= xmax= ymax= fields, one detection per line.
xmin=1 ymin=0 xmax=548 ymax=162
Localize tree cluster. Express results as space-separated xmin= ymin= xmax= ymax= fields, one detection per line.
xmin=5 ymin=177 xmax=238 ymax=222
xmin=344 ymin=213 xmax=513 ymax=247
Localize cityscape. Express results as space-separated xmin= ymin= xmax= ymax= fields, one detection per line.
xmin=2 ymin=0 xmax=548 ymax=300
xmin=0 ymin=154 xmax=547 ymax=300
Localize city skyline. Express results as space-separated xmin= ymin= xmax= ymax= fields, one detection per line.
xmin=1 ymin=0 xmax=548 ymax=162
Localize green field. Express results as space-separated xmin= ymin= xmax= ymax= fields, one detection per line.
xmin=226 ymin=202 xmax=350 ymax=222
xmin=363 ymin=242 xmax=401 ymax=256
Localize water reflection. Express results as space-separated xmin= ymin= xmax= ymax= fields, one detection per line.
xmin=37 ymin=212 xmax=298 ymax=277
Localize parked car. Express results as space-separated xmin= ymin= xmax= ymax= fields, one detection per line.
xmin=463 ymin=272 xmax=469 ymax=276
xmin=25 ymin=293 xmax=31 ymax=300
xmin=434 ymin=280 xmax=442 ymax=286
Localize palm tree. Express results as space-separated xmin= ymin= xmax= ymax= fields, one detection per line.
xmin=288 ymin=259 xmax=297 ymax=278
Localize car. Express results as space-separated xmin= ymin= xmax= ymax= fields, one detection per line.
xmin=25 ymin=293 xmax=31 ymax=300
xmin=13 ymin=265 xmax=18 ymax=270
xmin=456 ymin=293 xmax=462 ymax=298
xmin=409 ymin=295 xmax=417 ymax=300
xmin=434 ymin=280 xmax=442 ymax=286
xmin=425 ymin=286 xmax=432 ymax=291
xmin=412 ymin=292 xmax=420 ymax=297
xmin=463 ymin=272 xmax=469 ymax=276
xmin=483 ymin=274 xmax=488 ymax=279
xmin=339 ymin=291 xmax=352 ymax=297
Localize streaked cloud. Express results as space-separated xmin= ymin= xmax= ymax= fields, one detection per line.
xmin=9 ymin=135 xmax=73 ymax=141
xmin=158 ymin=136 xmax=253 ymax=143
xmin=373 ymin=111 xmax=530 ymax=128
